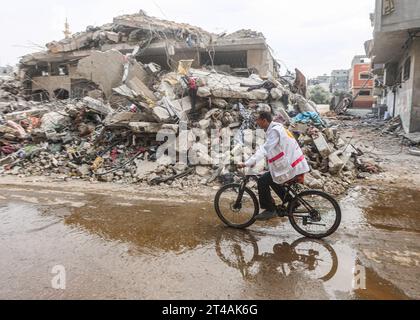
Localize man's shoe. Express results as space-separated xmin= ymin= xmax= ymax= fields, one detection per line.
xmin=255 ymin=210 xmax=278 ymax=221
xmin=276 ymin=205 xmax=288 ymax=217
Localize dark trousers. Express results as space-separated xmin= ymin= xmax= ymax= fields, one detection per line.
xmin=258 ymin=172 xmax=288 ymax=211
xmin=189 ymin=88 xmax=198 ymax=112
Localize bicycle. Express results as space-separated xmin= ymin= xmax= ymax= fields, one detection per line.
xmin=214 ymin=169 xmax=342 ymax=239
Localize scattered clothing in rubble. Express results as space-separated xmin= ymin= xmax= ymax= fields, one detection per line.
xmin=234 ymin=103 xmax=255 ymax=145
xmin=292 ymin=112 xmax=325 ymax=127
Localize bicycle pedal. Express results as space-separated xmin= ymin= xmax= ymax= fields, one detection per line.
xmin=276 ymin=210 xmax=288 ymax=218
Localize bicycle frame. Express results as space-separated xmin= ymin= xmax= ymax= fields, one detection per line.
xmin=234 ymin=175 xmax=321 ymax=223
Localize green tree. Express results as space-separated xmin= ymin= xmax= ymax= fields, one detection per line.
xmin=308 ymin=85 xmax=331 ymax=104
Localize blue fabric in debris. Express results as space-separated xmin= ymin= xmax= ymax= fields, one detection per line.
xmin=292 ymin=112 xmax=325 ymax=126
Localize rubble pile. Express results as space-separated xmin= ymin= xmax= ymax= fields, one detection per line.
xmin=0 ymin=67 xmax=378 ymax=195
xmin=0 ymin=11 xmax=381 ymax=195
xmin=43 ymin=11 xmax=213 ymax=55
xmin=290 ymin=122 xmax=380 ymax=195
xmin=380 ymin=116 xmax=420 ymax=146
xmin=0 ymin=76 xmax=29 ymax=115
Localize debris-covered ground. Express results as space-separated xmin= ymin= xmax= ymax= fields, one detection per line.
xmin=1 ymin=70 xmax=384 ymax=195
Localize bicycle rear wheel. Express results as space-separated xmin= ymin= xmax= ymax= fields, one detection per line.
xmin=288 ymin=190 xmax=341 ymax=239
xmin=214 ymin=184 xmax=259 ymax=229
xmin=289 ymin=238 xmax=338 ymax=281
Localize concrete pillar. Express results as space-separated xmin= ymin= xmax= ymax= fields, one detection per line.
xmin=247 ymin=49 xmax=272 ymax=78
xmin=410 ymin=38 xmax=420 ymax=132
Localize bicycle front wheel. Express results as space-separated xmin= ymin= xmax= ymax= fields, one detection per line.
xmin=214 ymin=184 xmax=259 ymax=229
xmin=288 ymin=190 xmax=341 ymax=239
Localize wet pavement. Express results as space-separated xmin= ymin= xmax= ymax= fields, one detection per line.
xmin=0 ymin=184 xmax=419 ymax=300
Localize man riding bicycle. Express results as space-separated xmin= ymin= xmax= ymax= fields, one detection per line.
xmin=238 ymin=112 xmax=310 ymax=221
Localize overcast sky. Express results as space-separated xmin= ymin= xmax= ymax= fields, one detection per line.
xmin=0 ymin=0 xmax=375 ymax=78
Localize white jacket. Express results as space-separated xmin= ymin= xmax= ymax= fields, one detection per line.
xmin=245 ymin=122 xmax=310 ymax=184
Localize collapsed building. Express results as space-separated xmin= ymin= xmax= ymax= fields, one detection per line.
xmin=0 ymin=11 xmax=380 ymax=195
xmin=19 ymin=11 xmax=277 ymax=102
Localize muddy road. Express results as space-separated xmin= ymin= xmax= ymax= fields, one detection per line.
xmin=0 ymin=177 xmax=419 ymax=300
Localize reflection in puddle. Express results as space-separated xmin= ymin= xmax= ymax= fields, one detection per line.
xmin=214 ymin=228 xmax=411 ymax=300
xmin=216 ymin=230 xmax=337 ymax=282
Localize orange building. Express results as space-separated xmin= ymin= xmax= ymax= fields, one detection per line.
xmin=349 ymin=55 xmax=375 ymax=108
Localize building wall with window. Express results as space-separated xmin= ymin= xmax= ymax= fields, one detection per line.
xmin=349 ymin=57 xmax=374 ymax=108
xmin=392 ymin=39 xmax=420 ymax=132
xmin=330 ymin=69 xmax=349 ymax=93
xmin=366 ymin=0 xmax=420 ymax=132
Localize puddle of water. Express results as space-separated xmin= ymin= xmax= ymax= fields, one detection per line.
xmin=64 ymin=193 xmax=220 ymax=255
xmin=0 ymin=185 xmax=418 ymax=299
xmin=353 ymin=267 xmax=411 ymax=300
xmin=362 ymin=188 xmax=420 ymax=233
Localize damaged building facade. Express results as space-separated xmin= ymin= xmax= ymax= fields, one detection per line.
xmin=19 ymin=12 xmax=277 ymax=102
xmin=365 ymin=0 xmax=420 ymax=133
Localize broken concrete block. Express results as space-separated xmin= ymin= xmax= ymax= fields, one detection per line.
xmin=77 ymin=50 xmax=124 ymax=98
xmin=77 ymin=50 xmax=147 ymax=98
xmin=212 ymin=99 xmax=228 ymax=108
xmin=129 ymin=122 xmax=161 ymax=133
xmin=105 ymin=31 xmax=120 ymax=43
xmin=310 ymin=170 xmax=322 ymax=180
xmin=291 ymin=123 xmax=309 ymax=134
xmin=309 ymin=178 xmax=323 ymax=190
xmin=128 ymin=122 xmax=178 ymax=134
xmin=104 ymin=112 xmax=143 ymax=126
xmin=157 ymin=81 xmax=176 ymax=100
xmin=127 ymin=77 xmax=156 ymax=102
xmin=77 ymin=164 xmax=91 ymax=176
xmin=199 ymin=119 xmax=211 ymax=130
xmin=160 ymin=124 xmax=179 ymax=135
xmin=197 ymin=87 xmax=211 ymax=97
xmin=339 ymin=145 xmax=357 ymax=166
xmin=195 ymin=166 xmax=211 ymax=177
xmin=277 ymin=108 xmax=291 ymax=124
xmin=157 ymin=155 xmax=174 ymax=166
xmin=270 ymin=87 xmax=284 ymax=100
xmin=323 ymin=128 xmax=335 ymax=142
xmin=336 ymin=138 xmax=346 ymax=148
xmin=313 ymin=134 xmax=332 ymax=158
xmin=189 ymin=142 xmax=212 ymax=165
xmin=134 ymin=159 xmax=159 ymax=179
xmin=175 ymin=132 xmax=195 ymax=155
xmin=0 ymin=155 xmax=14 ymax=166
xmin=302 ymin=135 xmax=313 ymax=146
xmin=329 ymin=151 xmax=345 ymax=175
xmin=112 ymin=84 xmax=136 ymax=99
xmin=173 ymin=163 xmax=188 ymax=174
xmin=153 ymin=106 xmax=171 ymax=122
xmin=159 ymin=97 xmax=193 ymax=122
xmin=83 ymin=97 xmax=113 ymax=116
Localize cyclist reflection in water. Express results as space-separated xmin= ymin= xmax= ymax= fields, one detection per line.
xmin=215 ymin=231 xmax=338 ymax=285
